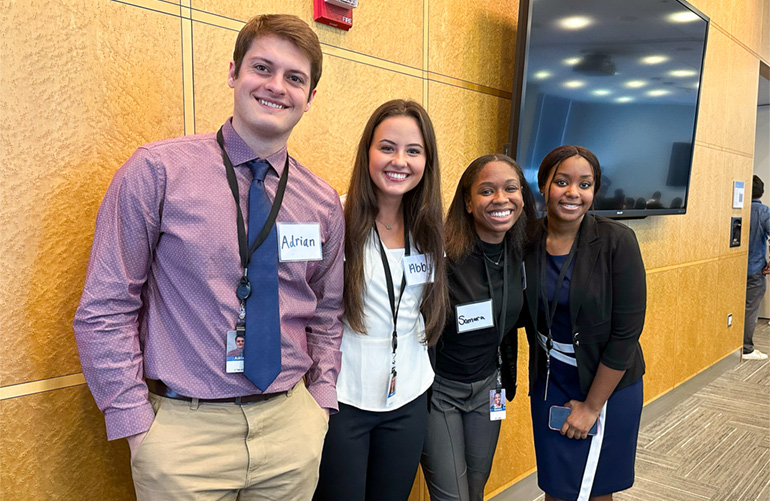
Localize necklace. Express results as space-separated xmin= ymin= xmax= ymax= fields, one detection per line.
xmin=483 ymin=249 xmax=504 ymax=266
xmin=376 ymin=219 xmax=396 ymax=230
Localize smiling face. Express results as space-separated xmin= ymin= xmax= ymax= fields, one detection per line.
xmin=464 ymin=161 xmax=524 ymax=244
xmin=543 ymin=155 xmax=595 ymax=225
xmin=368 ymin=115 xmax=426 ymax=205
xmin=228 ymin=34 xmax=315 ymax=149
xmin=235 ymin=336 xmax=245 ymax=349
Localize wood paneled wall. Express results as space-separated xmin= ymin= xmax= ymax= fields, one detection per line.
xmin=1 ymin=0 xmax=767 ymax=499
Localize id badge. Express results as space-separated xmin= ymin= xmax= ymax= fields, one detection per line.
xmin=489 ymin=389 xmax=506 ymax=421
xmin=225 ymin=330 xmax=244 ymax=373
xmin=277 ymin=222 xmax=323 ymax=262
xmin=386 ymin=369 xmax=397 ymax=407
xmin=455 ymin=299 xmax=494 ymax=334
xmin=403 ymin=254 xmax=434 ymax=286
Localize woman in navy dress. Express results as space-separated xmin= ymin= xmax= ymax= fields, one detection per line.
xmin=523 ymin=145 xmax=646 ymax=501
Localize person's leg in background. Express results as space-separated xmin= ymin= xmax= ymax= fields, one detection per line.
xmin=743 ymin=272 xmax=768 ymax=359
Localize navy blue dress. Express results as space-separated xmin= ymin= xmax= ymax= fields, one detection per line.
xmin=530 ymin=253 xmax=643 ymax=500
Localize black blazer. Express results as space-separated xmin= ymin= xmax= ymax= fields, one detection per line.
xmin=523 ymin=214 xmax=646 ymax=395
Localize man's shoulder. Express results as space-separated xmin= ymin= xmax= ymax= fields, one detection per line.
xmin=289 ymin=158 xmax=341 ymax=207
xmin=138 ymin=132 xmax=217 ymax=156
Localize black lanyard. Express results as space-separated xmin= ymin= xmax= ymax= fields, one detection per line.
xmin=479 ymin=239 xmax=509 ymax=390
xmin=538 ymin=236 xmax=579 ymax=345
xmin=373 ymin=220 xmax=411 ymax=364
xmin=537 ymin=221 xmax=579 ymax=399
xmin=217 ymin=126 xmax=289 ymax=305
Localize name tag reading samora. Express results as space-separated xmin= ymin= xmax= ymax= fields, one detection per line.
xmin=277 ymin=223 xmax=323 ymax=262
xmin=455 ymin=299 xmax=494 ymax=334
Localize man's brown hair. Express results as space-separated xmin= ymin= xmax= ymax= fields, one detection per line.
xmin=232 ymin=14 xmax=323 ymax=93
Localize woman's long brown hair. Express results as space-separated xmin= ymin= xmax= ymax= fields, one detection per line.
xmin=343 ymin=99 xmax=447 ymax=346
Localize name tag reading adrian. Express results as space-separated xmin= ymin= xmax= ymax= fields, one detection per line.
xmin=277 ymin=223 xmax=322 ymax=262
xmin=403 ymin=254 xmax=434 ymax=286
xmin=456 ymin=299 xmax=494 ymax=334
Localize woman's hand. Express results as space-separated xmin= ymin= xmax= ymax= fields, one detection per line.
xmin=560 ymin=400 xmax=600 ymax=439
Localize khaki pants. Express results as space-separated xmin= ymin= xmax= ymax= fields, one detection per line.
xmin=131 ymin=381 xmax=328 ymax=501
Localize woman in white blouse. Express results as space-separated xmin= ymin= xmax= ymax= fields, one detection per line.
xmin=314 ymin=99 xmax=447 ymax=501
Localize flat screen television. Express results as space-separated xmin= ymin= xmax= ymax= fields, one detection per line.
xmin=508 ymin=0 xmax=709 ymax=218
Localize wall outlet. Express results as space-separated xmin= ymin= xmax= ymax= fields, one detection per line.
xmin=727 ymin=313 xmax=733 ymax=327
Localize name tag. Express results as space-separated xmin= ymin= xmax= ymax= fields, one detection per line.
xmin=455 ymin=299 xmax=494 ymax=334
xmin=403 ymin=254 xmax=434 ymax=286
xmin=277 ymin=223 xmax=322 ymax=262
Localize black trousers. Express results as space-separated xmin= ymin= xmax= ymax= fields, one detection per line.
xmin=314 ymin=391 xmax=428 ymax=501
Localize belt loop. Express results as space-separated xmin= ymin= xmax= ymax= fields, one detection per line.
xmin=190 ymin=398 xmax=200 ymax=410
xmin=235 ymin=396 xmax=243 ymax=405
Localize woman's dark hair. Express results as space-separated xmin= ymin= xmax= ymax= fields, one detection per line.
xmin=445 ymin=154 xmax=536 ymax=262
xmin=537 ymin=145 xmax=602 ymax=196
xmin=343 ymin=99 xmax=447 ymax=345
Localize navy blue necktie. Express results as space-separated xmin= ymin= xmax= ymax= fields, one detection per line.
xmin=243 ymin=160 xmax=281 ymax=391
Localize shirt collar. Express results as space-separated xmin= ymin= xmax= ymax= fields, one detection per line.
xmin=221 ymin=118 xmax=288 ymax=177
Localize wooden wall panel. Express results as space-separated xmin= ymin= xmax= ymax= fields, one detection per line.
xmin=717 ymin=256 xmax=750 ymax=360
xmin=677 ymin=147 xmax=723 ymax=264
xmin=675 ymin=261 xmax=721 ymax=385
xmin=0 ymin=0 xmax=184 ymax=387
xmin=641 ymin=269 xmax=680 ymax=401
xmin=627 ymin=216 xmax=682 ymax=271
xmin=429 ymin=80 xmax=513 ymax=208
xmin=0 ymin=386 xmax=134 ymax=500
xmin=427 ymin=0 xmax=519 ymax=91
xmin=720 ymin=154 xmax=754 ymax=257
xmin=696 ymin=27 xmax=733 ymax=148
xmin=192 ymin=0 xmax=424 ymax=69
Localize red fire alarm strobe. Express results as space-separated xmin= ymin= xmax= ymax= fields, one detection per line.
xmin=314 ymin=0 xmax=354 ymax=31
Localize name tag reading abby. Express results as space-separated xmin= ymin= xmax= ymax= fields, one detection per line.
xmin=277 ymin=223 xmax=322 ymax=262
xmin=456 ymin=299 xmax=494 ymax=334
xmin=403 ymin=254 xmax=434 ymax=286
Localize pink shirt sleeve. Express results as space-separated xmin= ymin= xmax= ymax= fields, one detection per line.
xmin=73 ymin=147 xmax=162 ymax=440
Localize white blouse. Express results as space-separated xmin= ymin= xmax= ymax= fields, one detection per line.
xmin=336 ymin=230 xmax=434 ymax=411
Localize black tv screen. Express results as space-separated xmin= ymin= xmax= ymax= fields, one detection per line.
xmin=509 ymin=0 xmax=709 ymax=217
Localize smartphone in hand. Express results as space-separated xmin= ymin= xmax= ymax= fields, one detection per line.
xmin=548 ymin=405 xmax=598 ymax=436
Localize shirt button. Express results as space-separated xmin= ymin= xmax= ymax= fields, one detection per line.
xmin=575 ymin=340 xmax=580 ymax=347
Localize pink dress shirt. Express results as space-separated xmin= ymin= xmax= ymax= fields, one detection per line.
xmin=74 ymin=119 xmax=344 ymax=440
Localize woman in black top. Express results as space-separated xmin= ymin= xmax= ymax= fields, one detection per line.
xmin=421 ymin=154 xmax=535 ymax=501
